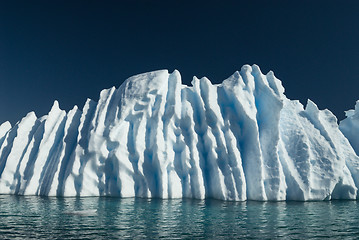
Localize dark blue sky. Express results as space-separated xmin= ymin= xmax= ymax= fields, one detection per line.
xmin=1 ymin=1 xmax=359 ymax=125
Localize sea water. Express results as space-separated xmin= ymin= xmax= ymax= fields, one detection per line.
xmin=0 ymin=195 xmax=359 ymax=239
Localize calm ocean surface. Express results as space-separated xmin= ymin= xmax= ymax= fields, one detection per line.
xmin=0 ymin=195 xmax=358 ymax=239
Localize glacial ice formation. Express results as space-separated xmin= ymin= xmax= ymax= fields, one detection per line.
xmin=1 ymin=65 xmax=359 ymax=201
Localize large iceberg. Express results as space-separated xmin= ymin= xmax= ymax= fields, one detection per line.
xmin=1 ymin=65 xmax=359 ymax=201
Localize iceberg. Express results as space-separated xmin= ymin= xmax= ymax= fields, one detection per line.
xmin=1 ymin=64 xmax=359 ymax=201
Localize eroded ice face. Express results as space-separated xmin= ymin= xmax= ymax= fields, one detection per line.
xmin=0 ymin=65 xmax=358 ymax=201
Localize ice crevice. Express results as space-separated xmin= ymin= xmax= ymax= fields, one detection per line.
xmin=1 ymin=65 xmax=359 ymax=201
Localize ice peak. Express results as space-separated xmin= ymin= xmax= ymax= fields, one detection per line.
xmin=51 ymin=100 xmax=61 ymax=111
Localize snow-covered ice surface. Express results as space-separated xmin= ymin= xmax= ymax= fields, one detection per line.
xmin=1 ymin=64 xmax=359 ymax=201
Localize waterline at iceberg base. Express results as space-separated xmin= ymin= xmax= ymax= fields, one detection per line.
xmin=1 ymin=65 xmax=359 ymax=201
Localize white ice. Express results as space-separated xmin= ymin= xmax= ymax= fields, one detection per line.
xmin=1 ymin=65 xmax=359 ymax=201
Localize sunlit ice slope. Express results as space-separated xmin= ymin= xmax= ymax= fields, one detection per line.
xmin=1 ymin=64 xmax=359 ymax=201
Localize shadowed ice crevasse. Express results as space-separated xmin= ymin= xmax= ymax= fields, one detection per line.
xmin=1 ymin=64 xmax=359 ymax=201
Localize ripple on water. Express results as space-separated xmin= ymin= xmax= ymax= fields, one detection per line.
xmin=0 ymin=196 xmax=359 ymax=239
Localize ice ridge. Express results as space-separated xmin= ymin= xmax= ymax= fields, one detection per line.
xmin=1 ymin=64 xmax=359 ymax=201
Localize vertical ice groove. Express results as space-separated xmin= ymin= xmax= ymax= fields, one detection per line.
xmin=36 ymin=102 xmax=67 ymax=195
xmin=142 ymin=72 xmax=169 ymax=198
xmin=226 ymin=66 xmax=266 ymax=200
xmin=126 ymin=115 xmax=147 ymax=197
xmin=107 ymin=88 xmax=135 ymax=198
xmin=188 ymin=77 xmax=224 ymax=199
xmin=88 ymin=87 xmax=119 ymax=196
xmin=92 ymin=87 xmax=116 ymax=135
xmin=119 ymin=76 xmax=154 ymax=198
xmin=86 ymin=87 xmax=117 ymax=195
xmin=18 ymin=118 xmax=46 ymax=195
xmin=52 ymin=106 xmax=82 ymax=196
xmin=0 ymin=112 xmax=37 ymax=194
xmin=216 ymin=85 xmax=247 ymax=200
xmin=115 ymin=70 xmax=169 ymax=198
xmin=199 ymin=77 xmax=239 ymax=200
xmin=104 ymin=84 xmax=137 ymax=197
xmin=104 ymin=87 xmax=121 ymax=132
xmin=22 ymin=101 xmax=66 ymax=195
xmin=0 ymin=126 xmax=18 ymax=180
xmin=251 ymin=65 xmax=286 ymax=200
xmin=82 ymin=87 xmax=117 ymax=196
xmin=220 ymin=71 xmax=255 ymax=200
xmin=65 ymin=98 xmax=97 ymax=196
xmin=11 ymin=118 xmax=42 ymax=194
xmin=179 ymin=87 xmax=205 ymax=199
xmin=38 ymin=116 xmax=67 ymax=196
xmin=162 ymin=70 xmax=182 ymax=198
xmin=101 ymin=87 xmax=125 ymax=197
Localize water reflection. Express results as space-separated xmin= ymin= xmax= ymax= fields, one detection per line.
xmin=0 ymin=196 xmax=359 ymax=239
